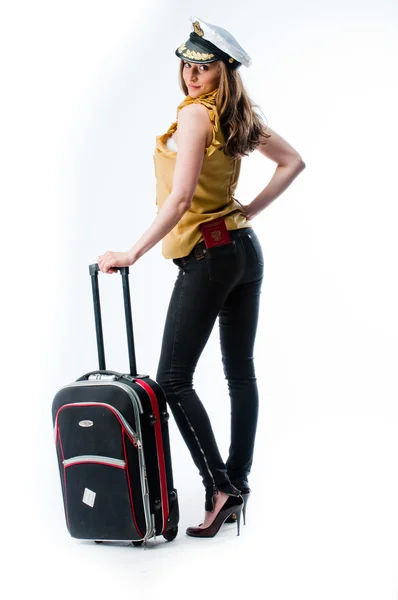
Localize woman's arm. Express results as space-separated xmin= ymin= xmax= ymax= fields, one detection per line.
xmin=245 ymin=126 xmax=306 ymax=219
xmin=127 ymin=103 xmax=211 ymax=262
xmin=98 ymin=103 xmax=210 ymax=274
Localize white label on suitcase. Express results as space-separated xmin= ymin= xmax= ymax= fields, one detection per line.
xmin=82 ymin=488 xmax=96 ymax=508
xmin=79 ymin=420 xmax=94 ymax=427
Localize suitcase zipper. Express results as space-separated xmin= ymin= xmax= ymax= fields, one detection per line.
xmin=54 ymin=381 xmax=144 ymax=447
xmin=55 ymin=401 xmax=142 ymax=449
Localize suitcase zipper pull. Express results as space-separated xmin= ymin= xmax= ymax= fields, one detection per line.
xmin=132 ymin=433 xmax=142 ymax=449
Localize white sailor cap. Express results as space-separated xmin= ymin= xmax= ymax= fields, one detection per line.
xmin=175 ymin=16 xmax=252 ymax=70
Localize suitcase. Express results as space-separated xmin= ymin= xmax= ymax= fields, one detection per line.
xmin=51 ymin=263 xmax=179 ymax=546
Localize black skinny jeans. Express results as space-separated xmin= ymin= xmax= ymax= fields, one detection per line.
xmin=156 ymin=227 xmax=264 ymax=510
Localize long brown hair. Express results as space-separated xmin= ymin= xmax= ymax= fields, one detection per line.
xmin=178 ymin=59 xmax=271 ymax=160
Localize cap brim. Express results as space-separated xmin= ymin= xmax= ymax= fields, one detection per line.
xmin=175 ymin=38 xmax=219 ymax=64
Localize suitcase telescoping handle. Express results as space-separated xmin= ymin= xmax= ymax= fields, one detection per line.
xmin=88 ymin=263 xmax=137 ymax=377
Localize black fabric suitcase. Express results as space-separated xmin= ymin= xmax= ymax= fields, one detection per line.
xmin=51 ymin=264 xmax=179 ymax=546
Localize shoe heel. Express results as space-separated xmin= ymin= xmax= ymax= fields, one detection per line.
xmin=242 ymin=493 xmax=249 ymax=526
xmin=235 ymin=506 xmax=243 ymax=536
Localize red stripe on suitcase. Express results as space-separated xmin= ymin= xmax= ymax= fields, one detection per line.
xmin=135 ymin=379 xmax=169 ymax=533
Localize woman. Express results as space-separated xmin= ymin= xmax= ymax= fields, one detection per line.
xmin=98 ymin=16 xmax=306 ymax=538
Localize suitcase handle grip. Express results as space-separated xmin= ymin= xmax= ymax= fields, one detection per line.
xmin=88 ymin=263 xmax=137 ymax=376
xmin=89 ymin=264 xmax=129 ymax=276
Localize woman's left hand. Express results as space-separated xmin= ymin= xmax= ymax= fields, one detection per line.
xmin=236 ymin=198 xmax=254 ymax=220
xmin=97 ymin=250 xmax=136 ymax=274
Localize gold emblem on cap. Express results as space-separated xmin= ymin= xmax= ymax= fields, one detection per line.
xmin=177 ymin=42 xmax=214 ymax=61
xmin=193 ymin=21 xmax=204 ymax=37
xmin=229 ymin=57 xmax=234 ymax=63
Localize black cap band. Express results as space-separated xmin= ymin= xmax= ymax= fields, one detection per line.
xmin=189 ymin=32 xmax=241 ymax=69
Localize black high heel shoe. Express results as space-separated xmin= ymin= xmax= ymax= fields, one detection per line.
xmin=225 ymin=488 xmax=250 ymax=525
xmin=186 ymin=494 xmax=244 ymax=538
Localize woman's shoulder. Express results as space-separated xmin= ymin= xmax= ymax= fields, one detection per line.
xmin=176 ymin=103 xmax=216 ymax=150
xmin=177 ymin=101 xmax=212 ymax=121
xmin=177 ymin=97 xmax=219 ymax=130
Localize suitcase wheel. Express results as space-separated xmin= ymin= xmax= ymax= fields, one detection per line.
xmin=94 ymin=541 xmax=103 ymax=544
xmin=132 ymin=540 xmax=144 ymax=547
xmin=162 ymin=526 xmax=178 ymax=542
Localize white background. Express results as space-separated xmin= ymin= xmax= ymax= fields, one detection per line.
xmin=1 ymin=1 xmax=398 ymax=598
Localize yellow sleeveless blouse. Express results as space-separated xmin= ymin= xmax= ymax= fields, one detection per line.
xmin=153 ymin=87 xmax=251 ymax=259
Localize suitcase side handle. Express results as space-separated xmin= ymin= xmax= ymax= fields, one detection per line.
xmin=88 ymin=263 xmax=138 ymax=376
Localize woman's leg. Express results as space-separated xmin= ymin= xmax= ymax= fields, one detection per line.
xmin=219 ymin=237 xmax=264 ymax=491
xmin=156 ymin=256 xmax=240 ymax=511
